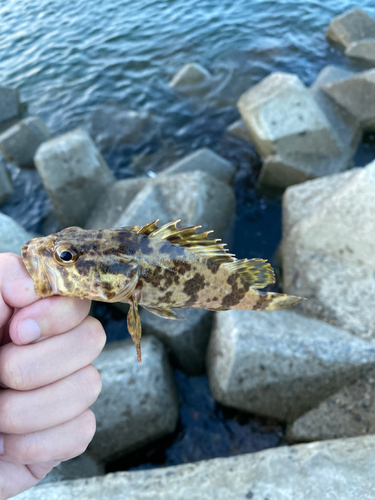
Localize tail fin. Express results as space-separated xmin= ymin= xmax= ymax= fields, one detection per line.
xmin=231 ymin=288 xmax=304 ymax=311
xmin=261 ymin=292 xmax=303 ymax=310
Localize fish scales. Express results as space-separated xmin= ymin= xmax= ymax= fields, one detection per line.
xmin=21 ymin=220 xmax=303 ymax=363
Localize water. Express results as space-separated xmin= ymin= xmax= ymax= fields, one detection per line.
xmin=1 ymin=0 xmax=375 ymax=470
xmin=2 ymin=0 xmax=375 ymax=133
xmin=1 ymin=0 xmax=375 ymax=243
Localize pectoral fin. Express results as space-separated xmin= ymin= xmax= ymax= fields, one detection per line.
xmin=142 ymin=305 xmax=185 ymax=320
xmin=127 ymin=294 xmax=142 ymax=364
xmin=107 ymin=267 xmax=140 ymax=303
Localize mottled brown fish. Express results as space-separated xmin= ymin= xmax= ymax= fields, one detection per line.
xmin=22 ymin=220 xmax=302 ymax=363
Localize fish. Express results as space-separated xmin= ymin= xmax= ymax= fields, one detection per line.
xmin=21 ymin=220 xmax=303 ymax=363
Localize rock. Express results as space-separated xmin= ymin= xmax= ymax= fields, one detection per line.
xmin=40 ymin=454 xmax=105 ymax=484
xmin=0 ymin=86 xmax=20 ymax=123
xmin=226 ymin=119 xmax=252 ymax=143
xmin=0 ymin=213 xmax=33 ymax=254
xmin=322 ymin=69 xmax=375 ymax=130
xmin=288 ymin=368 xmax=375 ymax=442
xmin=0 ymin=116 xmax=51 ymax=168
xmin=16 ymin=436 xmax=375 ymax=500
xmin=169 ymin=63 xmax=211 ymax=88
xmin=140 ymin=308 xmax=213 ymax=376
xmin=206 ymin=309 xmax=375 ymax=422
xmin=88 ymin=336 xmax=178 ymax=461
xmin=282 ymin=160 xmax=375 ymax=340
xmin=114 ymin=171 xmax=236 ymax=242
xmin=237 ymin=73 xmax=349 ymax=189
xmin=34 ymin=129 xmax=115 ymax=227
xmin=0 ymin=162 xmax=13 ymax=204
xmin=159 ymin=148 xmax=236 ymax=186
xmin=88 ymin=106 xmax=158 ymax=153
xmin=85 ymin=177 xmax=149 ymax=229
xmin=345 ymin=39 xmax=375 ymax=65
xmin=282 ymin=168 xmax=359 ymax=238
xmin=309 ymin=66 xmax=361 ymax=163
xmin=258 ymin=154 xmax=314 ymax=188
xmin=326 ymin=8 xmax=375 ymax=50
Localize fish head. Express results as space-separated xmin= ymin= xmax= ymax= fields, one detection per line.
xmin=21 ymin=226 xmax=136 ymax=302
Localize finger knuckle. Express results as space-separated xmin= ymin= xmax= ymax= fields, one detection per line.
xmin=0 ymin=392 xmax=19 ymax=434
xmin=12 ymin=432 xmax=42 ymax=463
xmin=81 ymin=365 xmax=102 ymax=404
xmin=77 ymin=410 xmax=96 ymax=453
xmin=0 ymin=348 xmax=31 ymax=391
xmin=83 ymin=317 xmax=107 ymax=353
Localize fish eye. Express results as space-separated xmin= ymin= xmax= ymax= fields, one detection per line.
xmin=60 ymin=250 xmax=73 ymax=262
xmin=54 ymin=247 xmax=78 ymax=265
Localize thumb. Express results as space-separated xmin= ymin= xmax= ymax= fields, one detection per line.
xmin=0 ymin=253 xmax=40 ymax=314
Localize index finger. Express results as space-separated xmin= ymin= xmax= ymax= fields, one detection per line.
xmin=9 ymin=295 xmax=91 ymax=345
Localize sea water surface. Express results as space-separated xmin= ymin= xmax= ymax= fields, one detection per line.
xmin=1 ymin=0 xmax=375 ymax=470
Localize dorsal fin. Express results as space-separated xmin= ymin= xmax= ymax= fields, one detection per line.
xmin=137 ymin=220 xmax=159 ymax=235
xmin=223 ymin=258 xmax=275 ymax=288
xmin=138 ymin=219 xmax=235 ymax=266
xmin=113 ymin=225 xmax=142 ymax=232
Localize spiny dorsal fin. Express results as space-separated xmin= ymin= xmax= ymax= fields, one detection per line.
xmin=137 ymin=220 xmax=159 ymax=235
xmin=138 ymin=219 xmax=235 ymax=266
xmin=223 ymin=258 xmax=275 ymax=288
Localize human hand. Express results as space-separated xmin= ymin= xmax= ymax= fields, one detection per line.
xmin=0 ymin=253 xmax=106 ymax=499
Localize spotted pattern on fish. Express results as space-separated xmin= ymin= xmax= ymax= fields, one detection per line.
xmin=21 ymin=220 xmax=303 ymax=363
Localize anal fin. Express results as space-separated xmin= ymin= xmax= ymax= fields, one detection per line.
xmin=142 ymin=305 xmax=185 ymax=321
xmin=127 ymin=295 xmax=142 ymax=364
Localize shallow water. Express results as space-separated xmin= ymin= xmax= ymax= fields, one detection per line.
xmin=1 ymin=0 xmax=375 ymax=470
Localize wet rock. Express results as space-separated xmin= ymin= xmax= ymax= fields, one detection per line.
xmin=88 ymin=336 xmax=178 ymax=461
xmin=326 ymin=8 xmax=375 ymax=50
xmin=282 ymin=160 xmax=375 ymax=340
xmin=310 ymin=66 xmax=361 ymax=164
xmin=0 ymin=116 xmax=51 ymax=168
xmin=207 ymin=309 xmax=375 ymax=422
xmin=237 ymin=72 xmax=348 ymax=189
xmin=288 ymin=368 xmax=375 ymax=442
xmin=169 ymin=63 xmax=211 ymax=88
xmin=322 ymin=69 xmax=375 ymax=130
xmin=345 ymin=39 xmax=375 ymax=65
xmin=0 ymin=213 xmax=33 ymax=254
xmin=140 ymin=308 xmax=213 ymax=376
xmin=115 ymin=171 xmax=236 ymax=241
xmin=85 ymin=177 xmax=149 ymax=229
xmin=0 ymin=86 xmax=20 ymax=123
xmin=88 ymin=106 xmax=158 ymax=153
xmin=226 ymin=119 xmax=252 ymax=143
xmin=16 ymin=435 xmax=375 ymax=500
xmin=0 ymin=162 xmax=13 ymax=204
xmin=159 ymin=148 xmax=236 ymax=186
xmin=40 ymin=454 xmax=105 ymax=484
xmin=34 ymin=129 xmax=115 ymax=227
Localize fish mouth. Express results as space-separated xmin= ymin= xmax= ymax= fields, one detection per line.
xmin=22 ymin=238 xmax=57 ymax=297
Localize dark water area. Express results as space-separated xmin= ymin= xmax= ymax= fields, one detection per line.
xmin=1 ymin=0 xmax=375 ymax=472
